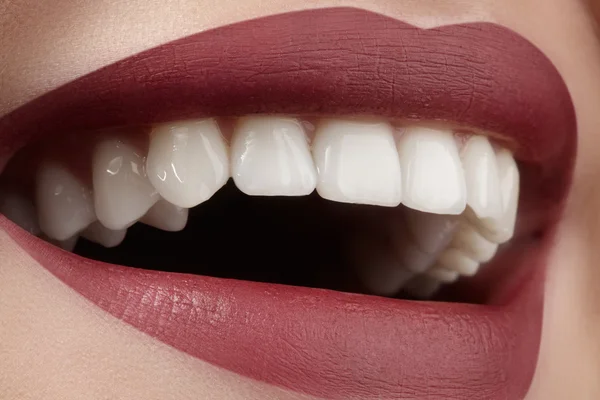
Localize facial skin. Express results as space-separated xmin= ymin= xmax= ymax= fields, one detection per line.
xmin=1 ymin=0 xmax=600 ymax=398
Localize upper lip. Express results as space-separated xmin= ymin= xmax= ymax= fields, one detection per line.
xmin=0 ymin=6 xmax=577 ymax=400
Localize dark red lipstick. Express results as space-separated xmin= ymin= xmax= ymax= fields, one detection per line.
xmin=0 ymin=7 xmax=576 ymax=400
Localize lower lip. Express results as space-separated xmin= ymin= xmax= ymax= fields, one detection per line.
xmin=2 ymin=214 xmax=547 ymax=399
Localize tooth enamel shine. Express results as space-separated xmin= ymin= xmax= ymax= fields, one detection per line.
xmin=312 ymin=120 xmax=402 ymax=207
xmin=147 ymin=119 xmax=230 ymax=208
xmin=397 ymin=127 xmax=466 ymax=215
xmin=141 ymin=199 xmax=189 ymax=232
xmin=451 ymin=223 xmax=498 ymax=263
xmin=461 ymin=136 xmax=503 ymax=220
xmin=469 ymin=149 xmax=520 ymax=244
xmin=231 ymin=116 xmax=317 ymax=196
xmin=93 ymin=139 xmax=160 ymax=230
xmin=438 ymin=248 xmax=480 ymax=276
xmin=36 ymin=162 xmax=96 ymax=241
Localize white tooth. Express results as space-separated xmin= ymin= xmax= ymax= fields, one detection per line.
xmin=396 ymin=239 xmax=437 ymax=274
xmin=469 ymin=150 xmax=520 ymax=244
xmin=438 ymin=248 xmax=480 ymax=276
xmin=403 ymin=275 xmax=442 ymax=299
xmin=147 ymin=119 xmax=229 ymax=208
xmin=59 ymin=236 xmax=79 ymax=252
xmin=0 ymin=190 xmax=41 ymax=235
xmin=36 ymin=162 xmax=96 ymax=241
xmin=93 ymin=139 xmax=160 ymax=230
xmin=353 ymin=239 xmax=414 ymax=296
xmin=462 ymin=136 xmax=503 ymax=220
xmin=42 ymin=234 xmax=79 ymax=252
xmin=451 ymin=223 xmax=498 ymax=263
xmin=82 ymin=222 xmax=126 ymax=248
xmin=425 ymin=266 xmax=460 ymax=283
xmin=141 ymin=199 xmax=188 ymax=232
xmin=397 ymin=127 xmax=466 ymax=214
xmin=404 ymin=209 xmax=459 ymax=254
xmin=312 ymin=119 xmax=402 ymax=207
xmin=231 ymin=117 xmax=317 ymax=196
xmin=390 ymin=223 xmax=437 ymax=273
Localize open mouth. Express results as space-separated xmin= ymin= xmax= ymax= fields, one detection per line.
xmin=0 ymin=7 xmax=576 ymax=400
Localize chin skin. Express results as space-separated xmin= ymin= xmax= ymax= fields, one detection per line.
xmin=1 ymin=0 xmax=600 ymax=399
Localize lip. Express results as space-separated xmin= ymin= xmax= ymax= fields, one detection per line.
xmin=0 ymin=7 xmax=576 ymax=400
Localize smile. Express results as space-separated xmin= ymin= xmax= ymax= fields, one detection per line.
xmin=0 ymin=7 xmax=576 ymax=400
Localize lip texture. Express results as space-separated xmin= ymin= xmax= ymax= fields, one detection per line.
xmin=0 ymin=7 xmax=576 ymax=400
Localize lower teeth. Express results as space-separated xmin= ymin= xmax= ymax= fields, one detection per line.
xmin=1 ymin=179 xmax=511 ymax=301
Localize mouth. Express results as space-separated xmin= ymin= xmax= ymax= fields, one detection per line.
xmin=0 ymin=7 xmax=576 ymax=400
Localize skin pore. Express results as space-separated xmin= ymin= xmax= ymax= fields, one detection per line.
xmin=1 ymin=0 xmax=599 ymax=398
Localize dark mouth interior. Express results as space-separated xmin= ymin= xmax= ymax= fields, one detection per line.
xmin=74 ymin=180 xmax=398 ymax=298
xmin=64 ymin=178 xmax=508 ymax=304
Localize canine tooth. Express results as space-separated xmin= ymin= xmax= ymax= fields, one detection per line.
xmin=451 ymin=223 xmax=498 ymax=263
xmin=141 ymin=199 xmax=188 ymax=232
xmin=0 ymin=190 xmax=41 ymax=235
xmin=36 ymin=162 xmax=96 ymax=241
xmin=231 ymin=116 xmax=317 ymax=196
xmin=397 ymin=127 xmax=466 ymax=214
xmin=147 ymin=119 xmax=229 ymax=208
xmin=404 ymin=209 xmax=459 ymax=254
xmin=425 ymin=266 xmax=460 ymax=283
xmin=462 ymin=136 xmax=503 ymax=220
xmin=353 ymin=239 xmax=414 ymax=296
xmin=470 ymin=150 xmax=519 ymax=244
xmin=403 ymin=275 xmax=442 ymax=299
xmin=438 ymin=248 xmax=480 ymax=276
xmin=93 ymin=139 xmax=160 ymax=230
xmin=82 ymin=222 xmax=126 ymax=248
xmin=312 ymin=120 xmax=402 ymax=207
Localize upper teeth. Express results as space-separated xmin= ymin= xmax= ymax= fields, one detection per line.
xmin=232 ymin=116 xmax=318 ymax=197
xmin=146 ymin=119 xmax=229 ymax=208
xmin=312 ymin=119 xmax=403 ymax=207
xmin=398 ymin=126 xmax=467 ymax=214
xmin=93 ymin=138 xmax=160 ymax=230
xmin=0 ymin=115 xmax=520 ymax=296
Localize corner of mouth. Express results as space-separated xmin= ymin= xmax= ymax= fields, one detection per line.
xmin=0 ymin=6 xmax=578 ymax=400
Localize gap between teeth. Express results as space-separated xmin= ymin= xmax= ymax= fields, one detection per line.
xmin=0 ymin=116 xmax=520 ymax=298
